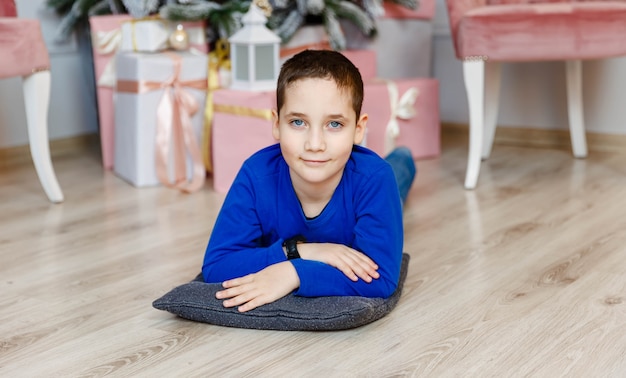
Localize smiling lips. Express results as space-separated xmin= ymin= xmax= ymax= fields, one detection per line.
xmin=301 ymin=158 xmax=329 ymax=166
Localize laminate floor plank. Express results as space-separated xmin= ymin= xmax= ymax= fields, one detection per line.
xmin=1 ymin=136 xmax=625 ymax=377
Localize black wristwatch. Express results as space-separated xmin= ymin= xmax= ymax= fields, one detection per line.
xmin=283 ymin=235 xmax=306 ymax=260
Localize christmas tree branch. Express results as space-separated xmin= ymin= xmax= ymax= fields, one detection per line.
xmin=388 ymin=0 xmax=418 ymax=10
xmin=159 ymin=1 xmax=224 ymax=21
xmin=323 ymin=7 xmax=345 ymax=50
xmin=329 ymin=0 xmax=375 ymax=37
xmin=272 ymin=8 xmax=305 ymax=43
xmin=49 ymin=0 xmax=101 ymax=42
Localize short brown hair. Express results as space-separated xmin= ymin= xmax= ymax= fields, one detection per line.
xmin=276 ymin=50 xmax=364 ymax=119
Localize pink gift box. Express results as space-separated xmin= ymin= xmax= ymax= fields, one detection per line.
xmin=281 ymin=47 xmax=377 ymax=81
xmin=211 ymin=89 xmax=277 ymax=193
xmin=341 ymin=50 xmax=377 ymax=81
xmin=382 ymin=0 xmax=435 ymax=20
xmin=280 ymin=28 xmax=378 ymax=81
xmin=362 ymin=78 xmax=440 ymax=159
xmin=90 ymin=15 xmax=133 ymax=170
xmin=89 ymin=15 xmax=208 ymax=170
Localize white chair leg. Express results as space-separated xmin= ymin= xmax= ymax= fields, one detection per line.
xmin=482 ymin=61 xmax=501 ymax=160
xmin=463 ymin=59 xmax=485 ymax=190
xmin=565 ymin=60 xmax=588 ymax=158
xmin=22 ymin=70 xmax=64 ymax=203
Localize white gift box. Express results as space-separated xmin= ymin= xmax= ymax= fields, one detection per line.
xmin=119 ymin=19 xmax=208 ymax=53
xmin=114 ymin=51 xmax=208 ymax=188
xmin=120 ymin=19 xmax=170 ymax=52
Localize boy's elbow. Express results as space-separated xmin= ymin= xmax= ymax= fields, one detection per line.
xmin=202 ymin=266 xmax=217 ymax=283
xmin=367 ymin=277 xmax=398 ymax=298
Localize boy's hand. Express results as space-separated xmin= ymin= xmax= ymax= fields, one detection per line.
xmin=215 ymin=261 xmax=300 ymax=312
xmin=298 ymin=243 xmax=380 ymax=283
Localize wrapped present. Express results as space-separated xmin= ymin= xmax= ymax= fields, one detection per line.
xmin=89 ymin=15 xmax=208 ymax=170
xmin=202 ymin=39 xmax=232 ymax=174
xmin=90 ymin=14 xmax=133 ymax=170
xmin=340 ymin=50 xmax=377 ymax=82
xmin=211 ymin=89 xmax=276 ymax=193
xmin=114 ymin=51 xmax=208 ymax=192
xmin=120 ymin=18 xmax=170 ymax=52
xmin=343 ymin=0 xmax=435 ymax=79
xmin=279 ymin=25 xmax=330 ymax=61
xmin=362 ymin=78 xmax=440 ymax=159
xmin=120 ymin=17 xmax=208 ymax=53
xmin=280 ymin=26 xmax=377 ymax=81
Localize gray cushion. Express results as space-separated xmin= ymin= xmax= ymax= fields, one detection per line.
xmin=152 ymin=253 xmax=410 ymax=331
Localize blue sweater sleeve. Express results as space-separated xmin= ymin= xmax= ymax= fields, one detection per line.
xmin=202 ymin=166 xmax=286 ymax=282
xmin=292 ymin=163 xmax=404 ymax=299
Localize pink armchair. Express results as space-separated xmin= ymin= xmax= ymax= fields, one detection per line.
xmin=445 ymin=0 xmax=626 ymax=189
xmin=1 ymin=1 xmax=64 ymax=202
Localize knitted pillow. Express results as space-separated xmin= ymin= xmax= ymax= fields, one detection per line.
xmin=153 ymin=253 xmax=410 ymax=331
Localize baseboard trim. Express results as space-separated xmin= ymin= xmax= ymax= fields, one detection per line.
xmin=0 ymin=133 xmax=100 ymax=170
xmin=443 ymin=123 xmax=626 ymax=154
xmin=2 ymin=126 xmax=623 ymax=171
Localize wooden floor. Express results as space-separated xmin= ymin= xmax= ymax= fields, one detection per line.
xmin=1 ymin=134 xmax=625 ymax=377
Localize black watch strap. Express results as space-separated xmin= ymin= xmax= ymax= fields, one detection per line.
xmin=283 ymin=235 xmax=305 ymax=260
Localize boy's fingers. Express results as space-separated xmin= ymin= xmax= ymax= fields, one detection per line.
xmin=347 ymin=250 xmax=378 ymax=270
xmin=222 ymin=274 xmax=253 ymax=288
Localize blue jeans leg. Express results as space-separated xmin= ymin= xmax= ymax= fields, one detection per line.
xmin=385 ymin=147 xmax=416 ymax=204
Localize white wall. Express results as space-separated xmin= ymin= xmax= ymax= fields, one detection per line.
xmin=433 ymin=0 xmax=626 ymax=135
xmin=0 ymin=0 xmax=98 ymax=149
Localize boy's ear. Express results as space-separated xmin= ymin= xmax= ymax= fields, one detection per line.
xmin=271 ymin=109 xmax=280 ymax=141
xmin=353 ymin=113 xmax=368 ymax=145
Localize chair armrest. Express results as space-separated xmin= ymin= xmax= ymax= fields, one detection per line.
xmin=446 ymin=0 xmax=488 ymax=34
xmin=0 ymin=0 xmax=17 ymax=17
xmin=445 ymin=0 xmax=487 ymax=58
xmin=0 ymin=18 xmax=50 ymax=79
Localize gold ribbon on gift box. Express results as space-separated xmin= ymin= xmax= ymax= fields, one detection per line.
xmin=213 ymin=104 xmax=273 ymax=120
xmin=125 ymin=15 xmax=168 ymax=52
xmin=202 ymin=39 xmax=232 ymax=173
xmin=117 ymin=52 xmax=207 ymax=193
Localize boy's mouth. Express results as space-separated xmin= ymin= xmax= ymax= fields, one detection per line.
xmin=301 ymin=158 xmax=329 ymax=166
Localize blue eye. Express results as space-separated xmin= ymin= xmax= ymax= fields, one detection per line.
xmin=290 ymin=119 xmax=305 ymax=127
xmin=329 ymin=121 xmax=342 ymax=129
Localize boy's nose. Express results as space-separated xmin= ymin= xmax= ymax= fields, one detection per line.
xmin=305 ymin=128 xmax=326 ymax=151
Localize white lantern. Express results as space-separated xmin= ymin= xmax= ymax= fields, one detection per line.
xmin=228 ymin=4 xmax=281 ymax=91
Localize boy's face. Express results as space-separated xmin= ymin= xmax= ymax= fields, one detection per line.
xmin=272 ymin=78 xmax=367 ymax=192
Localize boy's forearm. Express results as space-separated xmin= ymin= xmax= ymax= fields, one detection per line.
xmin=291 ymin=256 xmax=400 ymax=298
xmin=202 ymin=241 xmax=287 ymax=282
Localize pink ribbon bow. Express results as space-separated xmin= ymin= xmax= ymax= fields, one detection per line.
xmin=117 ymin=52 xmax=207 ymax=193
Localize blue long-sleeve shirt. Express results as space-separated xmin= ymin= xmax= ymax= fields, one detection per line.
xmin=202 ymin=144 xmax=404 ymax=298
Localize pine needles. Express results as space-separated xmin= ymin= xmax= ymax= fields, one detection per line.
xmin=45 ymin=0 xmax=420 ymax=48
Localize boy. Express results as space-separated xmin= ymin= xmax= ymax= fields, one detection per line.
xmin=203 ymin=50 xmax=415 ymax=312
